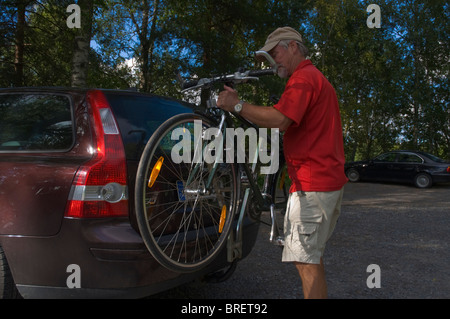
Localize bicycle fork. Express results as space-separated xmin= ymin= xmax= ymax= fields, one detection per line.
xmin=269 ymin=204 xmax=285 ymax=246
xmin=227 ymin=187 xmax=250 ymax=263
xmin=227 ymin=165 xmax=284 ymax=264
xmin=227 ymin=188 xmax=284 ymax=262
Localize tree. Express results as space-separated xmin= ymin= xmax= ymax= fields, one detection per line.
xmin=93 ymin=0 xmax=162 ymax=92
xmin=25 ymin=0 xmax=75 ymax=86
xmin=0 ymin=0 xmax=36 ymax=87
xmin=14 ymin=0 xmax=27 ymax=86
xmin=0 ymin=1 xmax=18 ymax=87
xmin=386 ymin=0 xmax=449 ymax=158
xmin=70 ymin=0 xmax=94 ymax=87
xmin=305 ymin=0 xmax=405 ymax=161
xmin=161 ymin=0 xmax=311 ymax=105
xmin=1 ymin=1 xmax=447 ymax=159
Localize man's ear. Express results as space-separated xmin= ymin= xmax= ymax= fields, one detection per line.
xmin=288 ymin=40 xmax=298 ymax=53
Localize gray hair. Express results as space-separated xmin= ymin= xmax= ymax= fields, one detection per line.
xmin=279 ymin=39 xmax=309 ymax=58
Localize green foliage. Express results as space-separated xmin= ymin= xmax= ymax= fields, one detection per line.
xmin=0 ymin=0 xmax=448 ymax=159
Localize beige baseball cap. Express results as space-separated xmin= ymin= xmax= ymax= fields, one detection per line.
xmin=258 ymin=27 xmax=303 ymax=53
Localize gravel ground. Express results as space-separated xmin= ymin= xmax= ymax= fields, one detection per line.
xmin=152 ymin=182 xmax=450 ymax=299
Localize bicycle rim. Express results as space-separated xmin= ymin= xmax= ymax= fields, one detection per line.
xmin=135 ymin=113 xmax=237 ymax=273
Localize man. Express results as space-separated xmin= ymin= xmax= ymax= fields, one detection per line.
xmin=216 ymin=27 xmax=348 ymax=299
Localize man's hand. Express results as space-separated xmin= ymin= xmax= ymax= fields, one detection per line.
xmin=217 ymin=85 xmax=239 ymax=112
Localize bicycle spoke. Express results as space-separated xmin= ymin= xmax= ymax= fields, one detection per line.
xmin=136 ymin=114 xmax=237 ymax=272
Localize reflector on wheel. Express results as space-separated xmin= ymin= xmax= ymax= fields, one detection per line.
xmin=148 ymin=156 xmax=164 ymax=188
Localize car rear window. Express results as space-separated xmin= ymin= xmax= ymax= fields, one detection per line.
xmin=0 ymin=93 xmax=73 ymax=152
xmin=104 ymin=92 xmax=194 ymax=160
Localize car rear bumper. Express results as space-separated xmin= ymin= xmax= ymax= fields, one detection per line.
xmin=1 ymin=217 xmax=259 ymax=299
xmin=431 ymin=173 xmax=450 ymax=184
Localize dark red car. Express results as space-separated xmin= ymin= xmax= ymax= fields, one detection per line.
xmin=0 ymin=87 xmax=259 ymax=298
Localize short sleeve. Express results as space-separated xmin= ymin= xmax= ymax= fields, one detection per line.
xmin=274 ymin=81 xmax=314 ymax=127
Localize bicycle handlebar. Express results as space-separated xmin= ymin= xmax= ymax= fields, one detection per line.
xmin=181 ymin=79 xmax=200 ymax=90
xmin=181 ymin=68 xmax=276 ymax=92
xmin=247 ymin=69 xmax=276 ymax=77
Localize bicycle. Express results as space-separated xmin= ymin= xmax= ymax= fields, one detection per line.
xmin=135 ymin=51 xmax=290 ymax=273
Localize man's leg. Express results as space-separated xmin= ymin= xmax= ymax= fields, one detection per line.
xmin=295 ymin=258 xmax=327 ymax=299
xmin=283 ymin=189 xmax=344 ymax=299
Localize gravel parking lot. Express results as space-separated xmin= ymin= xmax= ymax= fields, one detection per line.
xmin=152 ymin=182 xmax=450 ymax=299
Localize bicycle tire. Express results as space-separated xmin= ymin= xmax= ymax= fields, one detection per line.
xmin=135 ymin=113 xmax=238 ymax=273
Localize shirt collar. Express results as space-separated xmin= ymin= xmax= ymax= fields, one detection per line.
xmin=294 ymin=59 xmax=312 ymax=72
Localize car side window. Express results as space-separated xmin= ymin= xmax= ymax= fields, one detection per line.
xmin=398 ymin=154 xmax=423 ymax=163
xmin=374 ymin=153 xmax=397 ymax=162
xmin=0 ymin=93 xmax=73 ymax=151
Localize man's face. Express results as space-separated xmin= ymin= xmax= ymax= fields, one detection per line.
xmin=270 ymin=41 xmax=297 ymax=79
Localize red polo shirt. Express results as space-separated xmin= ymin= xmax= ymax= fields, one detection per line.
xmin=274 ymin=60 xmax=347 ymax=192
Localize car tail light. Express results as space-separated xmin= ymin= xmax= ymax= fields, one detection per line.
xmin=447 ymin=166 xmax=450 ymax=173
xmin=65 ymin=90 xmax=129 ymax=218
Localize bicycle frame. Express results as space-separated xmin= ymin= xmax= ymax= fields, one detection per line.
xmin=180 ymin=57 xmax=286 ymax=262
xmin=223 ymin=110 xmax=285 ymax=262
xmin=131 ymin=53 xmax=287 ymax=273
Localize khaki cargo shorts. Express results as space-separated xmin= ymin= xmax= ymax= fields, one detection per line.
xmin=282 ymin=188 xmax=344 ymax=264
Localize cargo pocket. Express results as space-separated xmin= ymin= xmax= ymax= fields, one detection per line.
xmin=298 ymin=223 xmax=318 ymax=245
xmin=296 ymin=223 xmax=319 ymax=262
xmin=282 ymin=221 xmax=320 ymax=263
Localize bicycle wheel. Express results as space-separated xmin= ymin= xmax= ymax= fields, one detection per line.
xmin=135 ymin=113 xmax=238 ymax=273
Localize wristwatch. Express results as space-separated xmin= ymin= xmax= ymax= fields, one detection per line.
xmin=234 ymin=101 xmax=245 ymax=113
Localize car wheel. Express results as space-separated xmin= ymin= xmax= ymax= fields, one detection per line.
xmin=414 ymin=173 xmax=432 ymax=188
xmin=0 ymin=247 xmax=20 ymax=299
xmin=346 ymin=168 xmax=360 ymax=182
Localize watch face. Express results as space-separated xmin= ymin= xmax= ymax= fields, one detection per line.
xmin=235 ymin=103 xmax=243 ymax=113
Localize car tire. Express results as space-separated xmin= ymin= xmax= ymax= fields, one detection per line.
xmin=0 ymin=247 xmax=20 ymax=299
xmin=346 ymin=168 xmax=360 ymax=182
xmin=414 ymin=173 xmax=432 ymax=188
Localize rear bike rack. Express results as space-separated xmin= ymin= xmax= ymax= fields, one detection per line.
xmin=227 ymin=189 xmax=284 ymax=263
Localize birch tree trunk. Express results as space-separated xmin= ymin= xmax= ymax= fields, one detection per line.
xmin=71 ymin=0 xmax=93 ymax=88
xmin=128 ymin=0 xmax=160 ymax=92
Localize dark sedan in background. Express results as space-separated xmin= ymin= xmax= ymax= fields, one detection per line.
xmin=345 ymin=150 xmax=450 ymax=188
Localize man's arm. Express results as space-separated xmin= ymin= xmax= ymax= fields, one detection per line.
xmin=217 ymin=85 xmax=292 ymax=131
